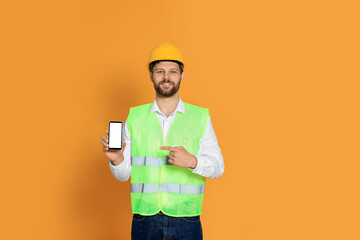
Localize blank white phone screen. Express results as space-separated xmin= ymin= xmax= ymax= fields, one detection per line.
xmin=109 ymin=122 xmax=122 ymax=149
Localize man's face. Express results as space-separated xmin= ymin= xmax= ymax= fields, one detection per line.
xmin=150 ymin=61 xmax=184 ymax=97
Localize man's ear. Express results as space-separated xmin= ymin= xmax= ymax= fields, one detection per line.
xmin=149 ymin=71 xmax=153 ymax=83
xmin=180 ymin=71 xmax=185 ymax=83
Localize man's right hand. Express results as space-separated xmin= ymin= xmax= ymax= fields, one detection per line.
xmin=101 ymin=129 xmax=126 ymax=166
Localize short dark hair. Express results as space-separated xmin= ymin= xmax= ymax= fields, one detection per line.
xmin=149 ymin=60 xmax=184 ymax=73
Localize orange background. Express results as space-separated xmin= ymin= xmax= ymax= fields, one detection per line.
xmin=1 ymin=0 xmax=359 ymax=239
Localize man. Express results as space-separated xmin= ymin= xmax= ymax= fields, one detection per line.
xmin=101 ymin=43 xmax=224 ymax=240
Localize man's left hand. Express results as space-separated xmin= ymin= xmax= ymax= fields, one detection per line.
xmin=159 ymin=146 xmax=197 ymax=169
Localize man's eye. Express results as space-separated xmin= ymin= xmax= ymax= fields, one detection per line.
xmin=171 ymin=71 xmax=177 ymax=74
xmin=157 ymin=71 xmax=163 ymax=73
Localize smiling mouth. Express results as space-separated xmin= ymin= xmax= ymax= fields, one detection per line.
xmin=161 ymin=82 xmax=173 ymax=87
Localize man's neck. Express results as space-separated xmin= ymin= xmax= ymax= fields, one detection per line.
xmin=155 ymin=93 xmax=180 ymax=117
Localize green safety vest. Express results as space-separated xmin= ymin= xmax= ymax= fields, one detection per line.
xmin=127 ymin=102 xmax=209 ymax=217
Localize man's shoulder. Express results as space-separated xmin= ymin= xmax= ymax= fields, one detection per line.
xmin=127 ymin=103 xmax=152 ymax=126
xmin=183 ymin=102 xmax=209 ymax=115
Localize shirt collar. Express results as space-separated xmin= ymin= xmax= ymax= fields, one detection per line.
xmin=150 ymin=98 xmax=185 ymax=115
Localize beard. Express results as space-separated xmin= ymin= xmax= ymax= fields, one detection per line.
xmin=152 ymin=77 xmax=181 ymax=97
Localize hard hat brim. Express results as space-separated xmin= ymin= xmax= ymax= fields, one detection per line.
xmin=148 ymin=60 xmax=184 ymax=70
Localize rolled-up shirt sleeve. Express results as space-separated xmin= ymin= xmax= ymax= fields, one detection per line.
xmin=191 ymin=116 xmax=224 ymax=178
xmin=109 ymin=119 xmax=131 ymax=181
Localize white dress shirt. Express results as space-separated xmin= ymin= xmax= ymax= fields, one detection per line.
xmin=109 ymin=98 xmax=224 ymax=181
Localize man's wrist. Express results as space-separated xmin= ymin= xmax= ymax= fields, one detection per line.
xmin=110 ymin=156 xmax=124 ymax=166
xmin=110 ymin=160 xmax=119 ymax=166
xmin=189 ymin=155 xmax=198 ymax=169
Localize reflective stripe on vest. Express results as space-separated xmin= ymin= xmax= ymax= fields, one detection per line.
xmin=131 ymin=183 xmax=205 ymax=195
xmin=131 ymin=183 xmax=159 ymax=194
xmin=131 ymin=156 xmax=171 ymax=166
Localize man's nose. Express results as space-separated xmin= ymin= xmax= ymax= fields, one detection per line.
xmin=163 ymin=72 xmax=170 ymax=80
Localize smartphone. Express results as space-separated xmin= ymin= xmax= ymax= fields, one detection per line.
xmin=108 ymin=121 xmax=123 ymax=150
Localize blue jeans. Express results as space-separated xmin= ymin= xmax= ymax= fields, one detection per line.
xmin=131 ymin=213 xmax=203 ymax=240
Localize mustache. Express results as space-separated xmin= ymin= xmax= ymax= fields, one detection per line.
xmin=159 ymin=80 xmax=174 ymax=84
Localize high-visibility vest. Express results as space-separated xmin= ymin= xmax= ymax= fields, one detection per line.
xmin=127 ymin=102 xmax=209 ymax=217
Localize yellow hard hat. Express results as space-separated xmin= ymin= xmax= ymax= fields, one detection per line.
xmin=149 ymin=43 xmax=184 ymax=69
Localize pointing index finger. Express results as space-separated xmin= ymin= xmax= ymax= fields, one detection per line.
xmin=160 ymin=146 xmax=174 ymax=151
